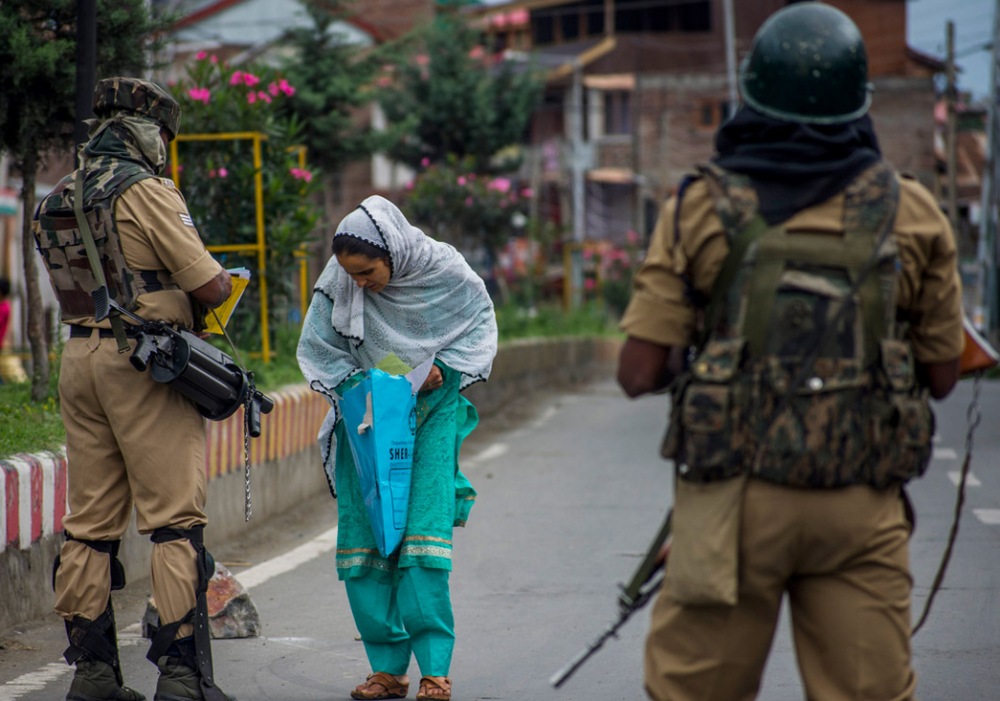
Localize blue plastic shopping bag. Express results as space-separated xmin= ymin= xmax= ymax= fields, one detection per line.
xmin=340 ymin=360 xmax=433 ymax=557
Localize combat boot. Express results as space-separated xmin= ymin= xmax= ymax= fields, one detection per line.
xmin=154 ymin=656 xmax=236 ymax=701
xmin=66 ymin=656 xmax=146 ymax=701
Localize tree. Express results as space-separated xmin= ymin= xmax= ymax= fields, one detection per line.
xmin=379 ymin=13 xmax=543 ymax=172
xmin=170 ymin=54 xmax=322 ymax=349
xmin=0 ymin=0 xmax=170 ymax=400
xmin=281 ymin=0 xmax=401 ymax=175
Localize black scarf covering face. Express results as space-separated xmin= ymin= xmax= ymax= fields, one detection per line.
xmin=712 ymin=105 xmax=882 ymax=225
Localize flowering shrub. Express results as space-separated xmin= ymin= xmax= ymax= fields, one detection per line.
xmin=598 ymin=231 xmax=643 ymax=316
xmin=403 ymin=155 xmax=531 ymax=290
xmin=170 ymin=54 xmax=320 ymax=348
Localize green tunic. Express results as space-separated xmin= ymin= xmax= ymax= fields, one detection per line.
xmin=333 ymin=362 xmax=478 ymax=583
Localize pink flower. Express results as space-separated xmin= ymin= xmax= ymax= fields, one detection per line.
xmin=377 ymin=75 xmax=393 ymax=88
xmin=208 ymin=169 xmax=217 ymax=178
xmin=405 ymin=180 xmax=415 ymax=191
xmin=421 ymin=157 xmax=430 ymax=167
xmin=258 ymin=91 xmax=272 ymax=104
xmin=289 ymin=168 xmax=313 ymax=182
xmin=469 ymin=46 xmax=485 ymax=60
xmin=268 ymin=82 xmax=280 ymax=96
xmin=469 ymin=173 xmax=477 ymax=181
xmin=187 ymin=87 xmax=210 ymax=104
xmin=626 ymin=230 xmax=639 ymax=244
xmin=218 ymin=168 xmax=228 ymax=178
xmin=584 ymin=278 xmax=596 ymax=291
xmin=457 ymin=176 xmax=467 ymax=186
xmin=415 ymin=54 xmax=430 ymax=67
xmin=230 ymin=71 xmax=244 ymax=86
xmin=487 ymin=177 xmax=511 ymax=193
xmin=465 ymin=196 xmax=474 ymax=206
xmin=583 ymin=248 xmax=594 ymax=260
xmin=520 ymin=187 xmax=533 ymax=198
xmin=243 ymin=73 xmax=261 ymax=87
xmin=196 ymin=51 xmax=207 ymax=60
xmin=247 ymin=92 xmax=257 ymax=104
xmin=210 ymin=55 xmax=218 ymax=63
xmin=278 ymin=79 xmax=295 ymax=96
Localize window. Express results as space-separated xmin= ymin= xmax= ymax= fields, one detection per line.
xmin=533 ymin=13 xmax=554 ymax=45
xmin=616 ymin=0 xmax=711 ymax=34
xmin=694 ymin=98 xmax=734 ymax=131
xmin=561 ymin=12 xmax=580 ymax=41
xmin=605 ymin=91 xmax=632 ymax=135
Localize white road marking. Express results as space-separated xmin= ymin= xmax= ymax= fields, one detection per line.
xmin=0 ymin=663 xmax=73 ymax=701
xmin=234 ymin=526 xmax=338 ymax=591
xmin=948 ymin=471 xmax=982 ymax=487
xmin=462 ymin=443 xmax=509 ymax=469
xmin=530 ymin=406 xmax=558 ymax=431
xmin=973 ymin=509 xmax=1000 ymax=525
xmin=933 ymin=447 xmax=959 ymax=461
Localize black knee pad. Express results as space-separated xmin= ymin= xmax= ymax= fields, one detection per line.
xmin=53 ymin=533 xmax=126 ymax=592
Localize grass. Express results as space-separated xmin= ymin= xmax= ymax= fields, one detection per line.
xmin=0 ymin=303 xmax=621 ymax=458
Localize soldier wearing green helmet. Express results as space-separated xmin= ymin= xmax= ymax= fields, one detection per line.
xmin=617 ymin=3 xmax=963 ymax=700
xmin=33 ymin=77 xmax=236 ymax=701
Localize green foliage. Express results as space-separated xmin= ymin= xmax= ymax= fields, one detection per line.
xmin=170 ymin=55 xmax=322 ymax=348
xmin=0 ymin=0 xmax=170 ymax=160
xmin=379 ymin=14 xmax=543 ymax=171
xmin=0 ymin=362 xmax=64 ymax=457
xmin=281 ymin=0 xmax=400 ymax=172
xmin=403 ymin=155 xmax=531 ymax=263
xmin=495 ymin=301 xmax=620 ymax=343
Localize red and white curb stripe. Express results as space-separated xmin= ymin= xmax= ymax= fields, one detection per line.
xmin=0 ymin=451 xmax=67 ymax=554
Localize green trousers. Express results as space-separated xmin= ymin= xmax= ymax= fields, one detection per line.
xmin=345 ymin=566 xmax=455 ymax=677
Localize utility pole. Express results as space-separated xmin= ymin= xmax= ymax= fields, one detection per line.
xmin=976 ymin=6 xmax=1000 ymax=337
xmin=945 ymin=21 xmax=960 ymax=238
xmin=75 ymin=0 xmax=97 ymax=167
xmin=723 ymin=0 xmax=738 ymax=110
xmin=568 ymin=59 xmax=585 ymax=308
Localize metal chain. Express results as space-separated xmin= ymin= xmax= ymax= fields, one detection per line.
xmin=243 ymin=393 xmax=253 ymax=522
xmin=912 ymin=371 xmax=983 ymax=636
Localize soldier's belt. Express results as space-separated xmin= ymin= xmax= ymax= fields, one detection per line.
xmin=69 ymin=324 xmax=141 ymax=339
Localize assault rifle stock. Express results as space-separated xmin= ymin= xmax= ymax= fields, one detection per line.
xmin=550 ymin=510 xmax=672 ymax=689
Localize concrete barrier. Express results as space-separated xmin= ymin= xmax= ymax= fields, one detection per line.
xmin=0 ymin=336 xmax=621 ymax=632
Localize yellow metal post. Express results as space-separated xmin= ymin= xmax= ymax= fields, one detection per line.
xmin=252 ymin=134 xmax=270 ymax=363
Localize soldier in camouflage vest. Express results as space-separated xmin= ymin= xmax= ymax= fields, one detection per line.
xmin=616 ymin=5 xmax=963 ymax=701
xmin=33 ymin=78 xmax=236 ymax=701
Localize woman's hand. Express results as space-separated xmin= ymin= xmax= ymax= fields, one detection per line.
xmin=420 ymin=365 xmax=443 ymax=391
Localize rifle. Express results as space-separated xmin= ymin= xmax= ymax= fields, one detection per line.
xmin=550 ymin=510 xmax=672 ymax=688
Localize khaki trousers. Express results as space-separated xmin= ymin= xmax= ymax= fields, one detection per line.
xmin=54 ymin=333 xmax=208 ymax=638
xmin=645 ymin=479 xmax=916 ymax=701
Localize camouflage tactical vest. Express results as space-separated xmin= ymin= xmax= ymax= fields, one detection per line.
xmin=662 ymin=161 xmax=933 ymax=489
xmin=33 ymin=156 xmax=180 ymax=320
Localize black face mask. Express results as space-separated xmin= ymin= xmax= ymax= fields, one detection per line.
xmin=712 ymin=105 xmax=883 ymax=225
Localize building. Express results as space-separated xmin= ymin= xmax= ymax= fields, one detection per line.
xmin=467 ymin=0 xmax=946 ymax=242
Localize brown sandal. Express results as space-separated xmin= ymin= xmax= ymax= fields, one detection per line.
xmin=416 ymin=676 xmax=451 ymax=701
xmin=351 ymin=671 xmax=409 ymax=700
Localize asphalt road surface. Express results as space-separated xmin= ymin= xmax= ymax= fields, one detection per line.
xmin=1 ymin=378 xmax=998 ymax=700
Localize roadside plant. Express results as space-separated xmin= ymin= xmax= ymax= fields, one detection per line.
xmin=170 ymin=54 xmax=321 ymax=348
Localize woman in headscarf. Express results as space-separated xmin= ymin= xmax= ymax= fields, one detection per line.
xmin=298 ymin=195 xmax=498 ymax=701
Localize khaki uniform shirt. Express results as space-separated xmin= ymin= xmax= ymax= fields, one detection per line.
xmin=65 ymin=177 xmax=223 ymax=330
xmin=621 ymin=173 xmax=964 ymax=364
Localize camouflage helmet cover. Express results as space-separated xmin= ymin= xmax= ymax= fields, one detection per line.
xmin=92 ymin=77 xmax=181 ymax=139
xmin=739 ymin=2 xmax=872 ymax=125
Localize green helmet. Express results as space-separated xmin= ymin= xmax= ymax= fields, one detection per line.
xmin=739 ymin=3 xmax=872 ymax=124
xmin=92 ymin=77 xmax=181 ymax=140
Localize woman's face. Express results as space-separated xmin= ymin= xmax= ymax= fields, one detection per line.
xmin=337 ymin=253 xmax=391 ymax=293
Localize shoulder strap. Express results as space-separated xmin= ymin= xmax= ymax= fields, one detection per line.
xmin=72 ymin=169 xmax=131 ymax=353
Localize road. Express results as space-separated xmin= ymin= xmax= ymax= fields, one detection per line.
xmin=1 ymin=378 xmax=999 ymax=700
